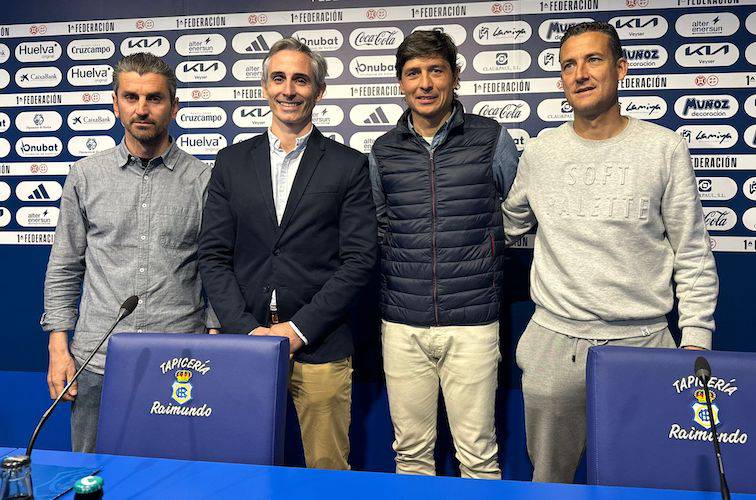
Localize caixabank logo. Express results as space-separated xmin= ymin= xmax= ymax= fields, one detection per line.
xmin=151 ymin=357 xmax=213 ymax=417
xmin=15 ymin=67 xmax=62 ymax=89
xmin=669 ymin=374 xmax=748 ymax=445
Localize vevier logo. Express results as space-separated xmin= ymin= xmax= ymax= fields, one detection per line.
xmin=0 ymin=182 xmax=9 ymax=202
xmin=16 ymin=207 xmax=59 ymax=228
xmin=67 ymin=39 xmax=115 ymax=61
xmin=350 ymin=56 xmax=395 ymax=78
xmin=674 ymin=95 xmax=738 ymax=119
xmin=677 ymin=125 xmax=738 ymax=149
xmin=120 ymin=36 xmax=170 ymax=57
xmin=15 ymin=67 xmax=62 ymax=88
xmin=0 ymin=138 xmax=10 ymax=158
xmin=16 ymin=181 xmax=63 ymax=202
xmin=538 ymin=48 xmax=561 ymax=72
xmin=676 ymin=43 xmax=739 ymax=67
xmin=67 ymin=136 xmax=116 ymax=157
xmin=743 ymin=177 xmax=756 ymax=201
xmin=473 ymin=50 xmax=531 ymax=74
xmin=175 ymin=34 xmax=226 ymax=56
xmin=0 ymin=112 xmax=11 ymax=133
xmin=675 ymin=13 xmax=739 ymax=38
xmin=609 ymin=15 xmax=667 ymax=39
xmin=68 ymin=109 xmax=116 ymax=131
xmin=325 ymin=57 xmax=344 ymax=79
xmin=349 ymin=28 xmax=403 ymax=50
xmin=232 ymin=32 xmax=284 ymax=54
xmin=67 ymin=65 xmax=113 ymax=86
xmin=176 ymin=134 xmax=227 ymax=155
xmin=0 ymin=69 xmax=9 ymax=90
xmin=0 ymin=43 xmax=10 ymax=64
xmin=176 ymin=61 xmax=226 ymax=83
xmin=696 ymin=177 xmax=737 ymax=201
xmin=15 ymin=41 xmax=62 ymax=62
xmin=743 ymin=207 xmax=756 ymax=231
xmin=15 ymin=111 xmax=62 ymax=132
xmin=349 ymin=104 xmax=403 ymax=126
xmin=311 ymin=105 xmax=344 ymax=127
xmin=622 ymin=45 xmax=668 ymax=69
xmin=474 ymin=21 xmax=532 ymax=44
xmin=746 ymin=125 xmax=756 ymax=149
xmin=16 ymin=137 xmax=62 ymax=158
xmin=702 ymin=207 xmax=736 ymax=231
xmin=537 ymin=99 xmax=573 ymax=122
xmin=232 ymin=59 xmax=263 ymax=82
xmin=177 ymin=107 xmax=227 ymax=129
xmin=413 ymin=24 xmax=467 ymax=45
xmin=232 ymin=106 xmax=272 ymax=128
xmin=619 ymin=96 xmax=667 ymax=119
xmin=507 ymin=128 xmax=530 ymax=151
xmin=538 ymin=18 xmax=593 ymax=42
xmin=472 ymin=101 xmax=530 ymax=123
xmin=292 ymin=29 xmax=343 ymax=51
xmin=349 ymin=131 xmax=385 ymax=154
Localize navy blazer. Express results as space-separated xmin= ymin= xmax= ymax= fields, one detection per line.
xmin=198 ymin=127 xmax=378 ymax=363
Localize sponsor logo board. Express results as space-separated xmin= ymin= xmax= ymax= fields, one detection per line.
xmin=232 ymin=32 xmax=284 ymax=54
xmin=538 ymin=18 xmax=593 ymax=42
xmin=350 ymin=55 xmax=395 ymax=79
xmin=507 ymin=128 xmax=530 ymax=151
xmin=472 ymin=100 xmax=531 ymax=123
xmin=0 ymin=69 xmax=8 ymax=90
xmin=16 ymin=206 xmax=59 ymax=228
xmin=0 ymin=138 xmax=10 ymax=158
xmin=610 ymin=15 xmax=668 ymax=39
xmin=349 ymin=27 xmax=403 ymax=50
xmin=675 ymin=13 xmax=739 ymax=37
xmin=0 ymin=182 xmax=9 ymax=202
xmin=537 ymin=99 xmax=573 ymax=122
xmin=743 ymin=207 xmax=756 ymax=231
xmin=622 ymin=45 xmax=668 ymax=69
xmin=413 ymin=24 xmax=467 ymax=45
xmin=15 ymin=181 xmax=62 ymax=202
xmin=746 ymin=42 xmax=756 ymax=66
xmin=349 ymin=104 xmax=403 ymax=126
xmin=67 ymin=39 xmax=115 ymax=60
xmin=175 ymin=34 xmax=226 ymax=56
xmin=741 ymin=177 xmax=756 ymax=201
xmin=696 ymin=177 xmax=737 ymax=201
xmin=232 ymin=106 xmax=272 ymax=128
xmin=15 ymin=111 xmax=63 ymax=132
xmin=120 ymin=36 xmax=170 ymax=57
xmin=312 ymin=105 xmax=344 ymax=127
xmin=349 ymin=131 xmax=384 ymax=154
xmin=0 ymin=43 xmax=10 ymax=64
xmin=15 ymin=137 xmax=62 ymax=157
xmin=67 ymin=136 xmax=116 ymax=157
xmin=677 ymin=125 xmax=738 ymax=149
xmin=619 ymin=96 xmax=667 ymax=119
xmin=703 ymin=207 xmax=737 ymax=231
xmin=176 ymin=60 xmax=226 ymax=83
xmin=232 ymin=59 xmax=263 ymax=82
xmin=474 ymin=21 xmax=532 ymax=44
xmin=0 ymin=113 xmax=11 ymax=133
xmin=15 ymin=67 xmax=63 ymax=88
xmin=538 ymin=48 xmax=560 ymax=72
xmin=472 ymin=50 xmax=531 ymax=74
xmin=674 ymin=95 xmax=738 ymax=119
xmin=67 ymin=65 xmax=113 ymax=86
xmin=15 ymin=41 xmax=62 ymax=62
xmin=325 ymin=57 xmax=344 ymax=79
xmin=68 ymin=109 xmax=116 ymax=131
xmin=233 ymin=133 xmax=262 ymax=144
xmin=292 ymin=29 xmax=343 ymax=51
xmin=176 ymin=134 xmax=227 ymax=155
xmin=675 ymin=43 xmax=739 ymax=67
xmin=177 ymin=107 xmax=227 ymax=129
xmin=748 ymin=11 xmax=756 ymax=35
xmin=745 ymin=125 xmax=756 ymax=149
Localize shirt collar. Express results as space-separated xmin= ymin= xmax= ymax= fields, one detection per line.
xmin=268 ymin=126 xmax=313 ymax=155
xmin=117 ymin=137 xmax=177 ymax=171
xmin=407 ymin=106 xmax=458 ymax=145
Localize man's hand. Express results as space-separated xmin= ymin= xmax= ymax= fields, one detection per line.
xmin=270 ymin=322 xmax=304 ymax=354
xmin=683 ymin=345 xmax=706 ymax=350
xmin=47 ymin=331 xmax=77 ymax=401
xmin=249 ymin=326 xmax=271 ymax=336
xmin=208 ymin=328 xmax=220 ymax=335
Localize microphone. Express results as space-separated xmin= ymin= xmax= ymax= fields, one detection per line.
xmin=23 ymin=295 xmax=140 ymax=457
xmin=694 ymin=356 xmax=730 ymax=500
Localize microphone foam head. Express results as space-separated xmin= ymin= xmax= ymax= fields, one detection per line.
xmin=121 ymin=295 xmax=140 ymax=317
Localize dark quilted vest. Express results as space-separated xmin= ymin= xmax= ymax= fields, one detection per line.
xmin=372 ymin=103 xmax=505 ymax=326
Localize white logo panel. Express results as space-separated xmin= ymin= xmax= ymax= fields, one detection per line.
xmin=746 ymin=96 xmax=756 ymax=119
xmin=16 ymin=67 xmax=63 ymax=88
xmin=696 ymin=177 xmax=737 ymax=201
xmin=67 ymin=136 xmax=116 ymax=157
xmin=537 ymin=99 xmax=573 ymax=122
xmin=538 ymin=48 xmax=561 ymax=72
xmin=746 ymin=42 xmax=756 ymax=66
xmin=0 ymin=113 xmax=9 ymax=133
xmin=67 ymin=65 xmax=113 ymax=86
xmin=67 ymin=39 xmax=115 ymax=60
xmin=0 ymin=43 xmax=10 ymax=64
xmin=0 ymin=70 xmax=9 ymax=90
xmin=619 ymin=96 xmax=667 ymax=120
xmin=675 ymin=43 xmax=739 ymax=67
xmin=472 ymin=100 xmax=531 ymax=123
xmin=610 ymin=15 xmax=668 ymax=39
xmin=703 ymin=207 xmax=737 ymax=231
xmin=312 ymin=105 xmax=344 ymax=127
xmin=349 ymin=56 xmax=396 ymax=79
xmin=16 ymin=137 xmax=63 ymax=158
xmin=16 ymin=207 xmax=60 ymax=228
xmin=349 ymin=132 xmax=385 ymax=154
xmin=232 ymin=106 xmax=272 ymax=128
xmin=177 ymin=107 xmax=227 ymax=129
xmin=748 ymin=11 xmax=756 ymax=35
xmin=473 ymin=50 xmax=531 ymax=74
xmin=675 ymin=13 xmax=739 ymax=37
xmin=413 ymin=24 xmax=467 ymax=45
xmin=538 ymin=18 xmax=593 ymax=42
xmin=177 ymin=134 xmax=227 ymax=155
xmin=745 ymin=125 xmax=756 ymax=149
xmin=0 ymin=182 xmax=10 ymax=202
xmin=68 ymin=109 xmax=116 ymax=131
xmin=743 ymin=177 xmax=756 ymax=201
xmin=474 ymin=21 xmax=532 ymax=44
xmin=507 ymin=128 xmax=530 ymax=151
xmin=349 ymin=28 xmax=403 ymax=50
xmin=175 ymin=34 xmax=226 ymax=56
xmin=0 ymin=206 xmax=10 ymax=227
xmin=232 ymin=59 xmax=263 ymax=82
xmin=15 ymin=41 xmax=62 ymax=62
xmin=232 ymin=32 xmax=284 ymax=54
xmin=674 ymin=95 xmax=738 ymax=119
xmin=15 ymin=181 xmax=63 ymax=202
xmin=677 ymin=125 xmax=738 ymax=149
xmin=120 ymin=36 xmax=170 ymax=56
xmin=622 ymin=45 xmax=668 ymax=69
xmin=349 ymin=104 xmax=403 ymax=126
xmin=325 ymin=57 xmax=343 ymax=79
xmin=743 ymin=207 xmax=756 ymax=231
xmin=292 ymin=29 xmax=343 ymax=51
xmin=176 ymin=60 xmax=226 ymax=83
xmin=0 ymin=138 xmax=10 ymax=158
xmin=15 ymin=111 xmax=63 ymax=132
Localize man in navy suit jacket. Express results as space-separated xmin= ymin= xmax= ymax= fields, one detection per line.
xmin=198 ymin=38 xmax=377 ymax=470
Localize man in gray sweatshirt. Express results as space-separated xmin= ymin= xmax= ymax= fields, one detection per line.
xmin=501 ymin=22 xmax=718 ymax=483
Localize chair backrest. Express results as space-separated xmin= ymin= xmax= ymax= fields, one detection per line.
xmin=586 ymin=346 xmax=756 ymax=493
xmin=96 ymin=333 xmax=289 ymax=465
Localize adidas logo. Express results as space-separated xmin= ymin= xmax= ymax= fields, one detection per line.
xmin=28 ymin=183 xmax=51 ymax=200
xmin=363 ymin=107 xmax=390 ymax=125
xmin=245 ymin=35 xmax=270 ymax=53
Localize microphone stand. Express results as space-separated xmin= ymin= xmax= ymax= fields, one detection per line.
xmin=696 ymin=357 xmax=731 ymax=500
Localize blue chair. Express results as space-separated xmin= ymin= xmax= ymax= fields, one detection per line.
xmin=97 ymin=333 xmax=289 ymax=465
xmin=586 ymin=346 xmax=756 ymax=493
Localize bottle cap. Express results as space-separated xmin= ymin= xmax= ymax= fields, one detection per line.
xmin=74 ymin=475 xmax=104 ymax=494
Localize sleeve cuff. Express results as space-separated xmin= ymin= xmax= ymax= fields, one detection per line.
xmin=680 ymin=327 xmax=712 ymax=350
xmin=289 ymin=321 xmax=308 ymax=345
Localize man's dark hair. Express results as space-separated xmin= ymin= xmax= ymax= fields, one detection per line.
xmin=560 ymin=21 xmax=624 ymax=62
xmin=113 ymin=52 xmax=177 ymax=101
xmin=395 ymin=30 xmax=459 ymax=80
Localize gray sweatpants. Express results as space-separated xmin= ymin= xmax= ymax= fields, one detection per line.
xmin=516 ymin=320 xmax=676 ymax=483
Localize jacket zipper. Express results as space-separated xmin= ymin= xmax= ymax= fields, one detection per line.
xmin=429 ymin=148 xmax=439 ymax=325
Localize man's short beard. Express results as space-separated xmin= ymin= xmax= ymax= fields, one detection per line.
xmin=127 ymin=124 xmax=166 ymax=145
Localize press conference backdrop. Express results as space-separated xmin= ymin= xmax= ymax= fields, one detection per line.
xmin=1 ymin=0 xmax=754 ymax=479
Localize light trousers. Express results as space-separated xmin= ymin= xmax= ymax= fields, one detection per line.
xmin=382 ymin=320 xmax=501 ymax=479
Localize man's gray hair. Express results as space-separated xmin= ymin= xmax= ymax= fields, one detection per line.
xmin=112 ymin=52 xmax=178 ymax=101
xmin=261 ymin=37 xmax=328 ymax=92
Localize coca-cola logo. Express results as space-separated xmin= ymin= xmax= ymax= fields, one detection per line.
xmin=703 ymin=207 xmax=736 ymax=231
xmin=354 ymin=30 xmax=398 ymax=47
xmin=472 ymin=101 xmax=530 ymax=123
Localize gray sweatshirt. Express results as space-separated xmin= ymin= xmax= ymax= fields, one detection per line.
xmin=502 ymin=118 xmax=718 ymax=349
